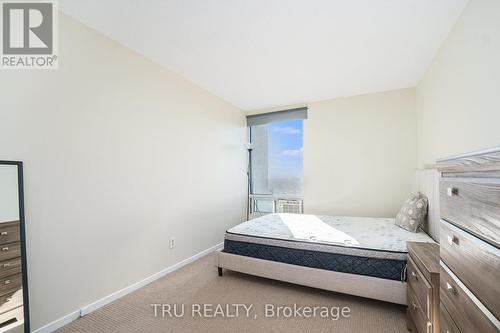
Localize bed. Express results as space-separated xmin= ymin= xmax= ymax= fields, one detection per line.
xmin=215 ymin=170 xmax=440 ymax=305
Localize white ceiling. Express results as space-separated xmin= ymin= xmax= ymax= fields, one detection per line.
xmin=59 ymin=0 xmax=467 ymax=111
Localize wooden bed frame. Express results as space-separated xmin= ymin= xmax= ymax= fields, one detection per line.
xmin=215 ymin=170 xmax=440 ymax=305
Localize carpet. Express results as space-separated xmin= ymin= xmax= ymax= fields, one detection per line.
xmin=56 ymin=253 xmax=408 ymax=333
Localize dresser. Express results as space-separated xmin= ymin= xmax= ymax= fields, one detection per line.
xmin=0 ymin=220 xmax=23 ymax=327
xmin=406 ymin=241 xmax=440 ymax=333
xmin=437 ymin=148 xmax=500 ymax=333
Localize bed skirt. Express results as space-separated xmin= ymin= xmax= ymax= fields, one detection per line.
xmin=215 ymin=250 xmax=408 ymax=305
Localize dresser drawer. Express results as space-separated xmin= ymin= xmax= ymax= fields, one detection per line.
xmin=0 ymin=258 xmax=21 ymax=280
xmin=440 ymin=263 xmax=499 ymax=333
xmin=407 ymin=255 xmax=432 ymax=320
xmin=440 ymin=220 xmax=500 ymax=319
xmin=0 ymin=274 xmax=21 ymax=298
xmin=0 ymin=290 xmax=22 ymax=315
xmin=0 ymin=243 xmax=20 ymax=262
xmin=0 ymin=305 xmax=23 ymax=327
xmin=440 ymin=302 xmax=460 ymax=333
xmin=440 ymin=178 xmax=500 ymax=247
xmin=0 ymin=222 xmax=20 ymax=246
xmin=408 ymin=288 xmax=433 ymax=333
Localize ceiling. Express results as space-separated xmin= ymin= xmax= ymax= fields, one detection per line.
xmin=59 ymin=0 xmax=467 ymax=111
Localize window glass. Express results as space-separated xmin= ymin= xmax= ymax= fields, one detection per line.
xmin=250 ymin=119 xmax=303 ymax=196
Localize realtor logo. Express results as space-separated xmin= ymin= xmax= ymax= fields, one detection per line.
xmin=1 ymin=0 xmax=58 ymax=69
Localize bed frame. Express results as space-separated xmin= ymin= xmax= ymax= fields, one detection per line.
xmin=215 ymin=170 xmax=440 ymax=305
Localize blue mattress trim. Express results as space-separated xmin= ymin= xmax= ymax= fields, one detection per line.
xmin=223 ymin=239 xmax=407 ymax=281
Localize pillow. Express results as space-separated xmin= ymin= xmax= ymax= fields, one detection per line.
xmin=395 ymin=194 xmax=428 ymax=233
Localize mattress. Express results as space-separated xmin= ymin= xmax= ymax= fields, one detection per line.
xmin=223 ymin=213 xmax=435 ymax=281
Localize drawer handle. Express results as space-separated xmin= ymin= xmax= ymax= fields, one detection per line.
xmin=411 ymin=271 xmax=418 ymax=280
xmin=0 ymin=232 xmax=7 ymax=236
xmin=412 ymin=302 xmax=418 ymax=311
xmin=446 ymin=187 xmax=458 ymax=197
xmin=1 ymin=247 xmax=9 ymax=251
xmin=4 ymin=280 xmax=10 ymax=285
xmin=2 ymin=263 xmax=10 ymax=268
xmin=6 ymin=296 xmax=12 ymax=302
xmin=447 ymin=235 xmax=459 ymax=246
xmin=446 ymin=282 xmax=457 ymax=295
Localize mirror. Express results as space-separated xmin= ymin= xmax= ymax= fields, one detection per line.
xmin=0 ymin=162 xmax=29 ymax=333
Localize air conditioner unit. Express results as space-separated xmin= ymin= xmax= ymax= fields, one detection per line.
xmin=276 ymin=199 xmax=303 ymax=214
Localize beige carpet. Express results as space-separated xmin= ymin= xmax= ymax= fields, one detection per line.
xmin=56 ymin=254 xmax=408 ymax=333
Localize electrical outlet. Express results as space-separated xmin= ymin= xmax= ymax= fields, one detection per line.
xmin=169 ymin=237 xmax=176 ymax=249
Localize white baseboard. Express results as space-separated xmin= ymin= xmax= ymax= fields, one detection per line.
xmin=33 ymin=242 xmax=223 ymax=333
xmin=32 ymin=310 xmax=80 ymax=333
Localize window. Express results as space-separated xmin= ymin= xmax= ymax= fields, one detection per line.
xmin=247 ymin=108 xmax=306 ymax=218
xmin=250 ymin=119 xmax=303 ymax=196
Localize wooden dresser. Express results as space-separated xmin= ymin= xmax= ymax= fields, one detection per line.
xmin=0 ymin=220 xmax=23 ymax=327
xmin=437 ymin=148 xmax=500 ymax=333
xmin=407 ymin=241 xmax=440 ymax=333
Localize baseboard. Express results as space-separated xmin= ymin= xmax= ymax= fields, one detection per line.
xmin=79 ymin=242 xmax=223 ymax=316
xmin=32 ymin=310 xmax=80 ymax=333
xmin=33 ymin=242 xmax=223 ymax=333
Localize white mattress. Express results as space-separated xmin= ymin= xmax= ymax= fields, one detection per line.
xmin=226 ymin=213 xmax=435 ymax=260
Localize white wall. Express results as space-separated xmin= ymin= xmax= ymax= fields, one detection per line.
xmin=0 ymin=14 xmax=246 ymax=330
xmin=304 ymin=88 xmax=417 ymax=218
xmin=0 ymin=165 xmax=19 ymax=223
xmin=417 ymin=0 xmax=500 ymax=166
